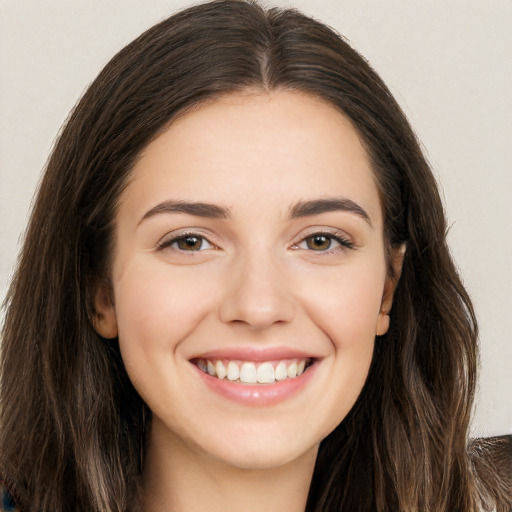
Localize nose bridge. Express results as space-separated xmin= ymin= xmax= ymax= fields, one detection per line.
xmin=219 ymin=245 xmax=295 ymax=329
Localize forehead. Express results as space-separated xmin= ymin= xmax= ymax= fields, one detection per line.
xmin=121 ymin=90 xmax=382 ymax=227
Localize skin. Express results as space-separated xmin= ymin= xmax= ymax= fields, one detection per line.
xmin=94 ymin=90 xmax=402 ymax=512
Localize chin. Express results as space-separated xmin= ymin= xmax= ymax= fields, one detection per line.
xmin=205 ymin=437 xmax=320 ymax=471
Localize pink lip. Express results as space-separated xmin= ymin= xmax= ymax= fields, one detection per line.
xmin=191 ymin=360 xmax=318 ymax=406
xmin=191 ymin=346 xmax=315 ymax=362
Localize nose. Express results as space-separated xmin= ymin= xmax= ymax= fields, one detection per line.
xmin=219 ymin=252 xmax=295 ymax=330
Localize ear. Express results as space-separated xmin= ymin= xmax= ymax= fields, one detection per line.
xmin=91 ymin=280 xmax=118 ymax=339
xmin=376 ymin=244 xmax=406 ymax=336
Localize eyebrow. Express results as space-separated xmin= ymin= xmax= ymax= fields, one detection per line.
xmin=289 ymin=197 xmax=372 ymax=226
xmin=139 ymin=196 xmax=372 ymax=226
xmin=139 ymin=200 xmax=230 ymax=224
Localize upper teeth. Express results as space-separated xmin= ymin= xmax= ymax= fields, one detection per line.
xmin=196 ymin=358 xmax=309 ymax=384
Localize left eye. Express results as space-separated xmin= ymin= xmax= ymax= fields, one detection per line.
xmin=162 ymin=235 xmax=213 ymax=251
xmin=295 ymin=233 xmax=353 ymax=252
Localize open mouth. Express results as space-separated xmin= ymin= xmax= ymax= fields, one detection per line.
xmin=191 ymin=358 xmax=314 ymax=384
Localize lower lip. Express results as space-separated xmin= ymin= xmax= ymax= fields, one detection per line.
xmin=193 ymin=362 xmax=317 ymax=406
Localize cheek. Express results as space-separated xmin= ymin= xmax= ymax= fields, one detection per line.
xmin=112 ymin=258 xmax=219 ymax=355
xmin=291 ymin=265 xmax=384 ymax=436
xmin=300 ymin=262 xmax=386 ymax=347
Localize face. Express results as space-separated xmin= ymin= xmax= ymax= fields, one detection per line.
xmin=94 ymin=90 xmax=399 ymax=470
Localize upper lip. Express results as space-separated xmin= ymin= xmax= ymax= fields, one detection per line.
xmin=189 ymin=346 xmax=317 ymax=362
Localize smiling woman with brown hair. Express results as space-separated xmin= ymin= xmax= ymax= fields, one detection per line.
xmin=0 ymin=1 xmax=510 ymax=511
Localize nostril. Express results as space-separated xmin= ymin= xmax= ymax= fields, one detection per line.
xmin=219 ymin=294 xmax=295 ymax=329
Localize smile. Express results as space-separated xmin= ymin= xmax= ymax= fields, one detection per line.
xmin=193 ymin=358 xmax=312 ymax=384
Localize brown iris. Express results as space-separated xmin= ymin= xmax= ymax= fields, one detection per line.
xmin=176 ymin=236 xmax=203 ymax=251
xmin=306 ymin=235 xmax=332 ymax=251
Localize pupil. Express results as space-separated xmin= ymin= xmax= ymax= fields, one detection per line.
xmin=309 ymin=235 xmax=331 ymax=251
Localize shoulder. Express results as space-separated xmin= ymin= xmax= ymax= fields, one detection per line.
xmin=469 ymin=434 xmax=512 ymax=479
xmin=0 ymin=484 xmax=20 ymax=512
xmin=468 ymin=434 xmax=512 ymax=511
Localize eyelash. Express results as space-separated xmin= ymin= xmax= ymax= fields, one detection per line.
xmin=157 ymin=230 xmax=355 ymax=254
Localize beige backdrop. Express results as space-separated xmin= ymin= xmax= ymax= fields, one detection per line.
xmin=1 ymin=0 xmax=510 ymax=436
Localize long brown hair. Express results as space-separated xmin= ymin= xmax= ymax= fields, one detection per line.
xmin=1 ymin=1 xmax=508 ymax=510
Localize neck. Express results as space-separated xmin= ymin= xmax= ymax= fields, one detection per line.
xmin=143 ymin=421 xmax=318 ymax=512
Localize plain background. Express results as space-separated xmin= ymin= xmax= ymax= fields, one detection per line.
xmin=0 ymin=0 xmax=510 ymax=437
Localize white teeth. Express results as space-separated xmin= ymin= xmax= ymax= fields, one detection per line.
xmin=197 ymin=358 xmax=311 ymax=383
xmin=240 ymin=362 xmax=257 ymax=383
xmin=257 ymin=362 xmax=275 ymax=383
xmin=287 ymin=362 xmax=297 ymax=378
xmin=215 ymin=360 xmax=227 ymax=380
xmin=227 ymin=361 xmax=240 ymax=381
xmin=274 ymin=361 xmax=288 ymax=381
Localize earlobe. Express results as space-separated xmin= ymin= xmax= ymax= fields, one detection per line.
xmin=92 ymin=281 xmax=118 ymax=339
xmin=376 ymin=313 xmax=390 ymax=336
xmin=376 ymin=243 xmax=406 ymax=336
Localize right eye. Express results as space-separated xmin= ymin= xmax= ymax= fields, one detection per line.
xmin=158 ymin=234 xmax=214 ymax=252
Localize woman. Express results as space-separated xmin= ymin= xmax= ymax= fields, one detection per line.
xmin=1 ymin=1 xmax=510 ymax=511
